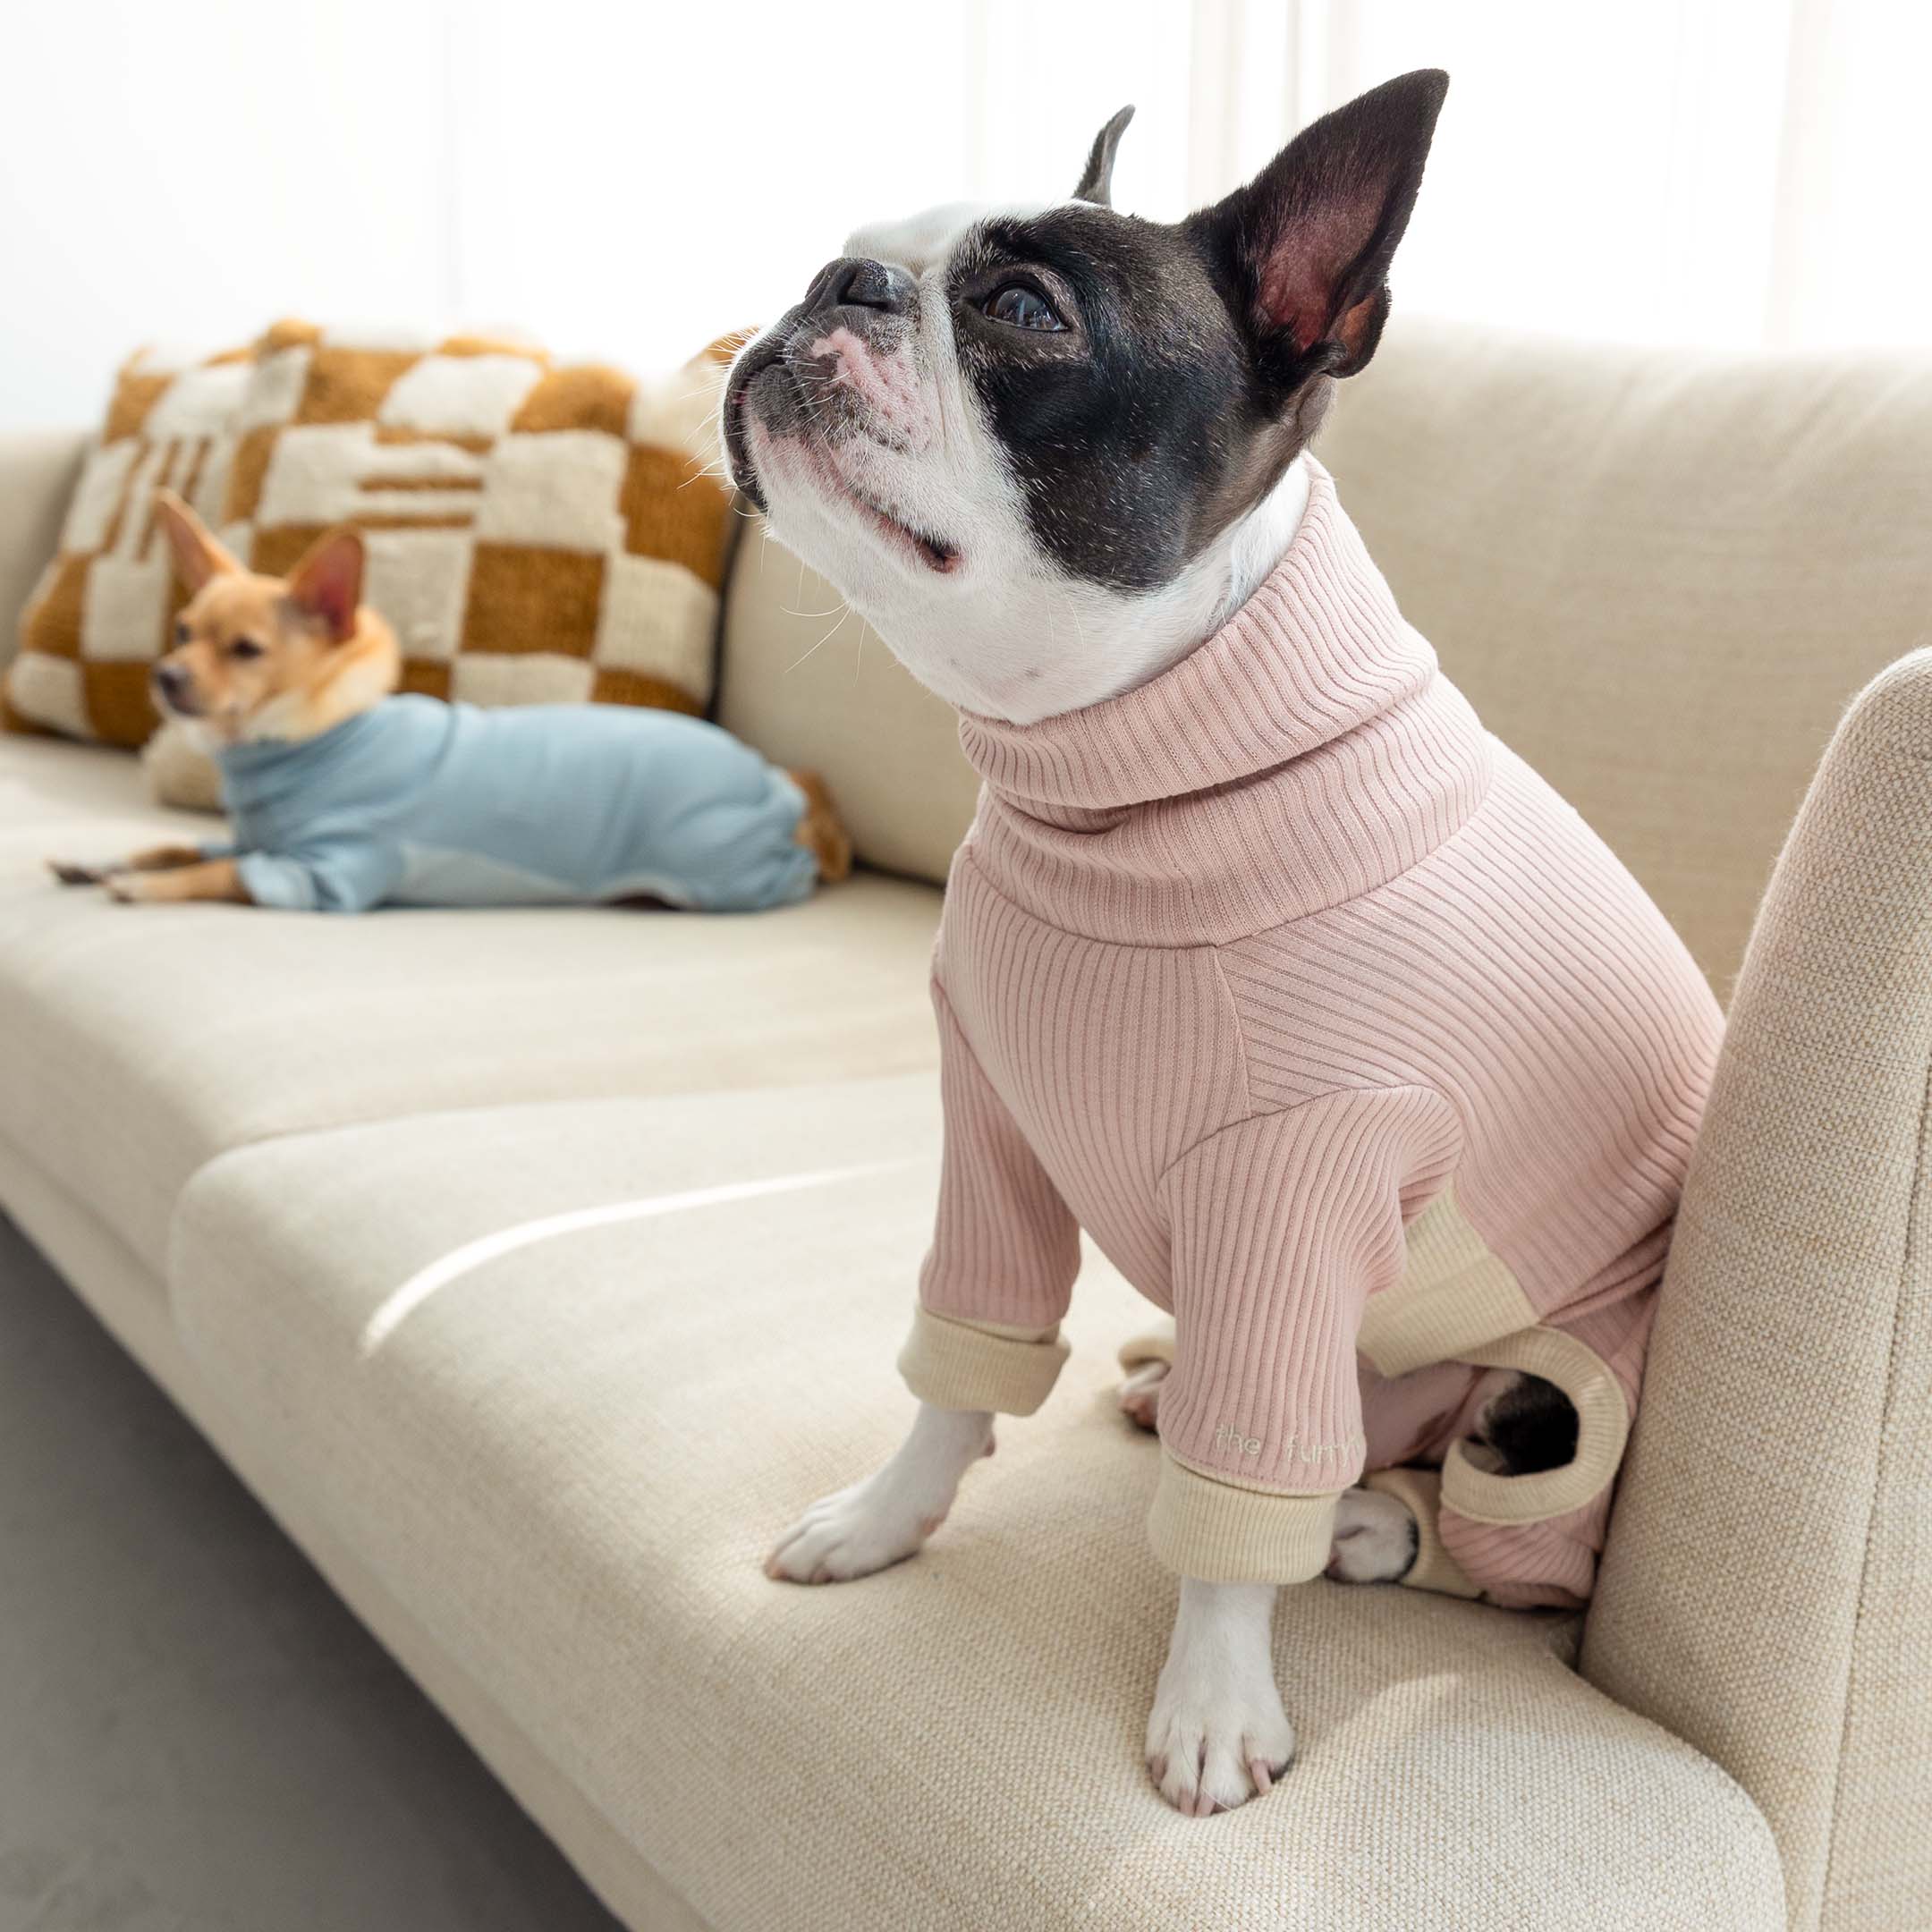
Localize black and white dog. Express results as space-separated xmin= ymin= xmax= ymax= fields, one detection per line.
xmin=725 ymin=72 xmax=1467 ymax=1814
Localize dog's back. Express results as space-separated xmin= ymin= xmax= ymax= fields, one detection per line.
xmin=218 ymin=698 xmax=820 ymax=914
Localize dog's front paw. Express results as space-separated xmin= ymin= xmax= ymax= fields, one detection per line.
xmin=766 ymin=1479 xmax=934 ymax=1584
xmin=1325 ymin=1486 xmax=1419 ymax=1584
xmin=101 ymin=870 xmax=159 ymax=903
xmin=1146 ymin=1663 xmax=1296 ymax=1818
xmin=766 ymin=1409 xmax=995 ymax=1585
xmin=1146 ymin=1583 xmax=1295 ymax=1816
xmin=1118 ymin=1358 xmax=1168 ymax=1431
xmin=48 ymin=860 xmax=106 ymax=886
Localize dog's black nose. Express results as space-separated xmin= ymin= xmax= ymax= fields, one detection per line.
xmin=152 ymin=662 xmax=193 ymax=708
xmin=803 ymin=256 xmax=914 ymax=319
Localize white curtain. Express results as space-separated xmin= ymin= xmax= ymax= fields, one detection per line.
xmin=4 ymin=1 xmax=1925 ymax=430
xmin=1091 ymin=0 xmax=1932 ymax=352
xmin=465 ymin=0 xmax=1932 ymax=367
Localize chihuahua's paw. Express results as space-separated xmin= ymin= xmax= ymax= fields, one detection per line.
xmin=1147 ymin=1640 xmax=1295 ymax=1817
xmin=101 ymin=870 xmax=160 ymax=903
xmin=1325 ymin=1486 xmax=1419 ymax=1584
xmin=48 ymin=860 xmax=106 ymax=886
xmin=1118 ymin=1358 xmax=1169 ymax=1431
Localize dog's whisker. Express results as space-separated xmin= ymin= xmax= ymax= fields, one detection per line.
xmin=784 ymin=601 xmax=853 ymax=674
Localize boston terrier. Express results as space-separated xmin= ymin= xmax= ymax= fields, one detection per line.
xmin=722 ymin=70 xmax=1721 ymax=1817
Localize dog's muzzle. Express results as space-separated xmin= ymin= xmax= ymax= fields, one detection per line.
xmin=722 ymin=255 xmax=917 ymax=511
xmin=722 ymin=333 xmax=789 ymax=512
xmin=151 ymin=660 xmax=201 ymax=717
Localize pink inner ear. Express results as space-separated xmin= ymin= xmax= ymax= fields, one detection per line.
xmin=293 ymin=538 xmax=360 ymax=640
xmin=1256 ymin=261 xmax=1324 ymax=353
xmin=158 ymin=506 xmax=220 ymax=592
xmin=1250 ymin=187 xmax=1381 ymax=352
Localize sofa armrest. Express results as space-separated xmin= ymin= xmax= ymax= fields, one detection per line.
xmin=0 ymin=429 xmax=86 ymax=668
xmin=1582 ymin=649 xmax=1932 ymax=1932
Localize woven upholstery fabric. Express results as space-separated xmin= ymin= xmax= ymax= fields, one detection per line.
xmin=1321 ymin=322 xmax=1932 ymax=998
xmin=716 ymin=536 xmax=980 ymax=883
xmin=170 ymin=1079 xmax=1784 ymax=1932
xmin=0 ymin=733 xmax=941 ymax=1268
xmin=1583 ymin=652 xmax=1932 ymax=1932
xmin=223 ymin=320 xmax=735 ymax=716
xmin=0 ymin=1133 xmax=717 ymax=1932
xmin=4 ymin=345 xmax=254 ymax=745
xmin=0 ymin=430 xmax=87 ymax=676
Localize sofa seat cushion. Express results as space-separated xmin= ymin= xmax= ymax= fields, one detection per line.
xmin=0 ymin=735 xmax=942 ymax=1271
xmin=170 ymin=1077 xmax=1784 ymax=1932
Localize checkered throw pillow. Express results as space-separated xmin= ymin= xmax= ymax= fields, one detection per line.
xmin=4 ymin=343 xmax=255 ymax=745
xmin=223 ymin=320 xmax=737 ymax=715
xmin=4 ymin=321 xmax=742 ymax=747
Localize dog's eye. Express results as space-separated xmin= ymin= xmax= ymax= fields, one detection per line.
xmin=228 ymin=638 xmax=265 ymax=661
xmin=983 ymin=284 xmax=1065 ymax=332
xmin=174 ymin=621 xmax=190 ymax=645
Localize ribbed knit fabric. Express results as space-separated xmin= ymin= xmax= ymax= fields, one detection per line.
xmin=906 ymin=463 xmax=1724 ymax=1595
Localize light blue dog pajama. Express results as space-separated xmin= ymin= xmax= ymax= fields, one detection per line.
xmin=206 ymin=697 xmax=818 ymax=913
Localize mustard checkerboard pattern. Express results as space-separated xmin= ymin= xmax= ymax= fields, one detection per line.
xmin=4 ymin=323 xmax=742 ymax=746
xmin=4 ymin=343 xmax=255 ymax=746
xmin=222 ymin=321 xmax=737 ymax=716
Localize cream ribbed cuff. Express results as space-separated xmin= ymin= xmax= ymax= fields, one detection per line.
xmin=1147 ymin=1452 xmax=1340 ymax=1583
xmin=1362 ymin=1466 xmax=1483 ymax=1600
xmin=898 ymin=1307 xmax=1070 ymax=1416
xmin=1441 ymin=1326 xmax=1629 ymax=1526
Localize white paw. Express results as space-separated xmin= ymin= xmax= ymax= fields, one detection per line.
xmin=102 ymin=871 xmax=152 ymax=903
xmin=1118 ymin=1358 xmax=1168 ymax=1431
xmin=765 ymin=1477 xmax=944 ymax=1584
xmin=1325 ymin=1486 xmax=1418 ymax=1584
xmin=766 ymin=1407 xmax=993 ymax=1585
xmin=1146 ymin=1580 xmax=1295 ymax=1816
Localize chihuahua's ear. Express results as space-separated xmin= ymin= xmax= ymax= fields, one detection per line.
xmin=284 ymin=526 xmax=365 ymax=644
xmin=153 ymin=488 xmax=243 ymax=593
xmin=1073 ymin=105 xmax=1134 ymax=208
xmin=1199 ymin=68 xmax=1446 ymax=387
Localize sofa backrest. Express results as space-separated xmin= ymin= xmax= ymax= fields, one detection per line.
xmin=0 ymin=429 xmax=87 ymax=674
xmin=1323 ymin=319 xmax=1932 ymax=998
xmin=720 ymin=319 xmax=1932 ymax=996
xmin=715 ymin=538 xmax=979 ymax=890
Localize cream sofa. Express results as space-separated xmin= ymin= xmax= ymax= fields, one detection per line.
xmin=1 ymin=318 xmax=1927 ymax=1932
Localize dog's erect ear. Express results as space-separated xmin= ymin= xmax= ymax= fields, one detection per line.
xmin=152 ymin=488 xmax=242 ymax=594
xmin=284 ymin=526 xmax=365 ymax=643
xmin=1199 ymin=69 xmax=1446 ymax=386
xmin=1073 ymin=105 xmax=1134 ymax=207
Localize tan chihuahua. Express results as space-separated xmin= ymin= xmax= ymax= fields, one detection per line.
xmin=52 ymin=494 xmax=399 ymax=903
xmin=54 ymin=492 xmax=850 ymax=914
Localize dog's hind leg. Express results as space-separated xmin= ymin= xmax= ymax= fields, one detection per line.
xmin=1472 ymin=1372 xmax=1578 ymax=1474
xmin=1325 ymin=1487 xmax=1419 ymax=1582
xmin=1116 ymin=1321 xmax=1176 ymax=1431
xmin=1118 ymin=1358 xmax=1169 ymax=1430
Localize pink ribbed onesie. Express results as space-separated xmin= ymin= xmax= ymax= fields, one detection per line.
xmin=897 ymin=462 xmax=1724 ymax=1610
